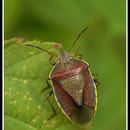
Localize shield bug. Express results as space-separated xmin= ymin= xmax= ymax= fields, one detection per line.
xmin=26 ymin=26 xmax=99 ymax=125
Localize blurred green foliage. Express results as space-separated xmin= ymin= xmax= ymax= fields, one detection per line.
xmin=4 ymin=0 xmax=126 ymax=130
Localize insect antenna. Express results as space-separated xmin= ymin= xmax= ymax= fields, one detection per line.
xmin=25 ymin=44 xmax=57 ymax=57
xmin=68 ymin=26 xmax=88 ymax=53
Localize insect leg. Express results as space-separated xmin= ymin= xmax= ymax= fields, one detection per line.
xmin=46 ymin=90 xmax=57 ymax=120
xmin=49 ymin=55 xmax=56 ymax=66
xmin=87 ymin=124 xmax=93 ymax=130
xmin=76 ymin=54 xmax=84 ymax=60
xmin=40 ymin=78 xmax=51 ymax=93
xmin=92 ymin=73 xmax=98 ymax=77
xmin=74 ymin=47 xmax=84 ymax=60
xmin=93 ymin=79 xmax=100 ymax=87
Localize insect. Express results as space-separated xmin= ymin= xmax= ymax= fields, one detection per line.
xmin=26 ymin=26 xmax=99 ymax=124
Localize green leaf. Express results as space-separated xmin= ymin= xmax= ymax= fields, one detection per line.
xmin=4 ymin=38 xmax=89 ymax=130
